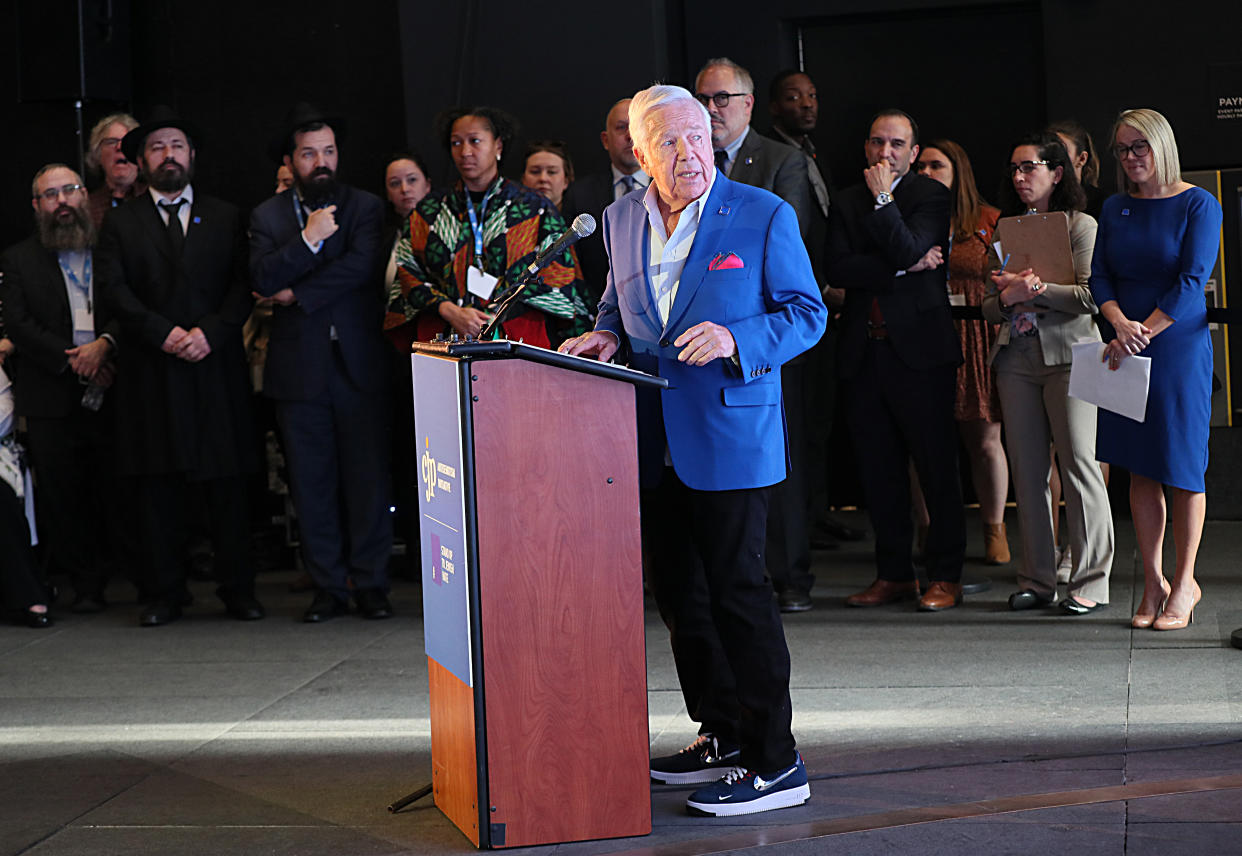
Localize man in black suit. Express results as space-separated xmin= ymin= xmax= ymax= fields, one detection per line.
xmin=561 ymin=98 xmax=650 ymax=311
xmin=1 ymin=164 xmax=119 ymax=613
xmin=826 ymin=109 xmax=966 ymax=612
xmin=250 ymin=103 xmax=393 ymax=623
xmin=97 ymin=108 xmax=262 ymax=626
xmin=695 ymin=58 xmax=818 ymax=612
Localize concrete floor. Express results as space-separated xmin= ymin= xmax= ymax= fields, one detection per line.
xmin=3 ymin=511 xmax=1241 ymax=855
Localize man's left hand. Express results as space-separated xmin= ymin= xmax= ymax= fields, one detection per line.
xmin=674 ymin=321 xmax=736 ymax=366
xmin=65 ymin=338 xmax=112 ymax=380
xmin=174 ymin=327 xmax=212 ymax=363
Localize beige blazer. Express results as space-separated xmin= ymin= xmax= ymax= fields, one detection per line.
xmin=982 ymin=210 xmax=1100 ymax=366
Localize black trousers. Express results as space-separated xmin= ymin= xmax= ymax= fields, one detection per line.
xmin=765 ymin=357 xmax=812 ymax=594
xmin=275 ymin=346 xmax=391 ymax=601
xmin=24 ymin=411 xmax=112 ymax=596
xmin=0 ymin=482 xmax=46 ymax=610
xmin=137 ymin=473 xmax=254 ymax=602
xmin=846 ymin=338 xmax=965 ymax=583
xmin=642 ymin=468 xmax=796 ymax=773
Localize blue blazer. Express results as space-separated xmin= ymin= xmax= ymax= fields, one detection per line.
xmin=596 ymin=175 xmax=826 ymax=492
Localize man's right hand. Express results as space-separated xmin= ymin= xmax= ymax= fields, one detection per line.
xmin=559 ymin=331 xmax=619 ymax=362
xmin=907 ymin=245 xmax=943 ymax=272
xmin=302 ymin=204 xmax=339 ymax=245
xmin=162 ymin=326 xmax=190 ymax=354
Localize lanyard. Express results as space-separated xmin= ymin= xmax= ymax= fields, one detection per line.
xmin=58 ymin=252 xmax=93 ymax=313
xmin=463 ymin=184 xmax=497 ymax=263
xmin=292 ymin=192 xmax=309 ymax=230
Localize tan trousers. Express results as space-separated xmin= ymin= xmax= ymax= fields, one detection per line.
xmin=994 ymin=335 xmax=1114 ymax=603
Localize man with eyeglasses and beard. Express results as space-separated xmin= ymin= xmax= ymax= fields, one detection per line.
xmin=95 ymin=106 xmax=262 ymax=627
xmin=249 ymin=103 xmax=393 ymax=624
xmin=1 ymin=164 xmax=121 ymax=614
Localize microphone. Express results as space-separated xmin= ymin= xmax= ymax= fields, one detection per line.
xmin=521 ymin=213 xmax=596 ymax=280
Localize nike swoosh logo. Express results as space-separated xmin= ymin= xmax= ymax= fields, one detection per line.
xmin=753 ymin=767 xmax=795 ymax=791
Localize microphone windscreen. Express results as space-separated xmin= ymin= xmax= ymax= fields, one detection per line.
xmin=571 ymin=213 xmax=597 ymax=238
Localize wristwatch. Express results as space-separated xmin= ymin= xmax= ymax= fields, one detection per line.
xmin=875 ymin=191 xmax=893 ymax=206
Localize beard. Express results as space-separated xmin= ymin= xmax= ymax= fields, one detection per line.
xmin=296 ymin=166 xmax=337 ymax=208
xmin=145 ymin=157 xmax=194 ymax=193
xmin=37 ymin=203 xmax=95 ymax=251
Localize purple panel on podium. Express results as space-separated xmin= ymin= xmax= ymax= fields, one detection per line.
xmin=412 ymin=353 xmax=473 ymax=687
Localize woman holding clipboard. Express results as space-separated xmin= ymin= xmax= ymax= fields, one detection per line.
xmin=1090 ymin=109 xmax=1222 ymax=631
xmin=982 ymin=133 xmax=1114 ymax=616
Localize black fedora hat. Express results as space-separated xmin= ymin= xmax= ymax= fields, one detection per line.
xmin=120 ymin=105 xmax=204 ymax=162
xmin=268 ymin=102 xmax=348 ymax=164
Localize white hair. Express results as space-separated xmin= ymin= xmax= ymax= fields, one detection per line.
xmin=628 ymin=84 xmax=712 ymax=158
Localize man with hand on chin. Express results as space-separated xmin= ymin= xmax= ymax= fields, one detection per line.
xmin=826 ymin=109 xmax=966 ymax=612
xmin=561 ymin=84 xmax=825 ymax=817
xmin=250 ymin=103 xmax=393 ymax=624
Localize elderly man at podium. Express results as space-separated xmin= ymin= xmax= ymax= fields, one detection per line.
xmin=560 ymin=83 xmax=826 ymax=817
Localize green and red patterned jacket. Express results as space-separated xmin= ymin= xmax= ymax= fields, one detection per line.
xmin=384 ymin=176 xmax=590 ymax=349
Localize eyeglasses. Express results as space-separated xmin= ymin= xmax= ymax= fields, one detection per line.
xmin=1008 ymin=160 xmax=1049 ymax=176
xmin=34 ymin=183 xmax=84 ymax=201
xmin=99 ymin=137 xmax=123 ymax=149
xmin=694 ymin=91 xmax=749 ymax=108
xmin=1113 ymin=139 xmax=1151 ymax=159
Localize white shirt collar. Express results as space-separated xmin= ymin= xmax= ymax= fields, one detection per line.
xmin=149 ymin=183 xmax=194 ymax=207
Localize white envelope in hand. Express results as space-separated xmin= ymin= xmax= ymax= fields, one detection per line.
xmin=1068 ymin=341 xmax=1151 ymax=423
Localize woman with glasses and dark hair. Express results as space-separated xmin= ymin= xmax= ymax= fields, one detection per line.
xmin=384 ymin=107 xmax=591 ymax=349
xmin=522 ymin=140 xmax=574 ymax=213
xmin=982 ymin=132 xmax=1113 ymax=616
xmin=915 ymin=139 xmax=1010 ymax=565
xmin=1047 ymin=119 xmax=1104 ymax=220
xmin=1091 ymin=108 xmax=1222 ymax=631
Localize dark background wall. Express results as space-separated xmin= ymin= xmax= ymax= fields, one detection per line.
xmin=6 ymin=0 xmax=1241 ymax=242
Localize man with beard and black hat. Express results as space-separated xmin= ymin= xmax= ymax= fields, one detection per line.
xmin=95 ymin=106 xmax=263 ymax=626
xmin=1 ymin=164 xmax=120 ymax=613
xmin=249 ymin=103 xmax=393 ymax=623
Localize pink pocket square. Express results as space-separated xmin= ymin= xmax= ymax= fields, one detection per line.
xmin=709 ymin=252 xmax=745 ymax=271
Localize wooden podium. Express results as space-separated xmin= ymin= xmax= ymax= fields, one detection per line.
xmin=410 ymin=339 xmax=665 ymax=849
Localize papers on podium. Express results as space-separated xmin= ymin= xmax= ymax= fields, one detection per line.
xmin=1068 ymin=340 xmax=1151 ymax=423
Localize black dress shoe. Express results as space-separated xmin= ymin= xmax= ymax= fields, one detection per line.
xmin=140 ymin=600 xmax=183 ymax=627
xmin=355 ymin=588 xmax=394 ymax=620
xmin=71 ymin=592 xmax=107 ymax=614
xmin=303 ymin=591 xmax=348 ymax=623
xmin=1061 ymin=597 xmax=1106 ymax=616
xmin=777 ymin=589 xmax=813 ymax=613
xmin=218 ymin=588 xmax=265 ymax=621
xmin=26 ymin=609 xmax=53 ymax=629
xmin=1008 ymin=590 xmax=1056 ymax=611
xmin=819 ymin=516 xmax=866 ymax=542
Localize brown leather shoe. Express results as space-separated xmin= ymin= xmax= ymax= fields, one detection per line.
xmin=845 ymin=579 xmax=920 ymax=607
xmin=918 ymin=581 xmax=963 ymax=611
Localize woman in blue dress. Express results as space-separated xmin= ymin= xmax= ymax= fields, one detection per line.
xmin=1090 ymin=108 xmax=1222 ymax=631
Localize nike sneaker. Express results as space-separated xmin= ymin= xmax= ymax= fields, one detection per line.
xmin=685 ymin=752 xmax=810 ymax=816
xmin=650 ymin=733 xmax=742 ymax=785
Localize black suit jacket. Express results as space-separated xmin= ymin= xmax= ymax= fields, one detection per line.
xmin=826 ymin=173 xmax=959 ymax=377
xmin=0 ymin=236 xmax=120 ymax=418
xmin=728 ymin=128 xmax=813 ymax=241
xmin=97 ymin=191 xmax=256 ymax=478
xmin=249 ymin=184 xmax=388 ymax=401
xmin=561 ymin=170 xmax=619 ymax=311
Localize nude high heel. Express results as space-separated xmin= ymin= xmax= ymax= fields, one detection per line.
xmin=1131 ymin=581 xmax=1171 ymax=629
xmin=1152 ymin=584 xmax=1201 ymax=631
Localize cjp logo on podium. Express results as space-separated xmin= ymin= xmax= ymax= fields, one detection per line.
xmin=421 ymin=437 xmax=458 ymax=502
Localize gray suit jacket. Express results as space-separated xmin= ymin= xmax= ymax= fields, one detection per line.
xmin=727 ymin=127 xmax=813 ymax=242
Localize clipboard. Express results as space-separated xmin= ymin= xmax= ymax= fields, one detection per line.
xmin=994 ymin=211 xmax=1075 ymax=284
